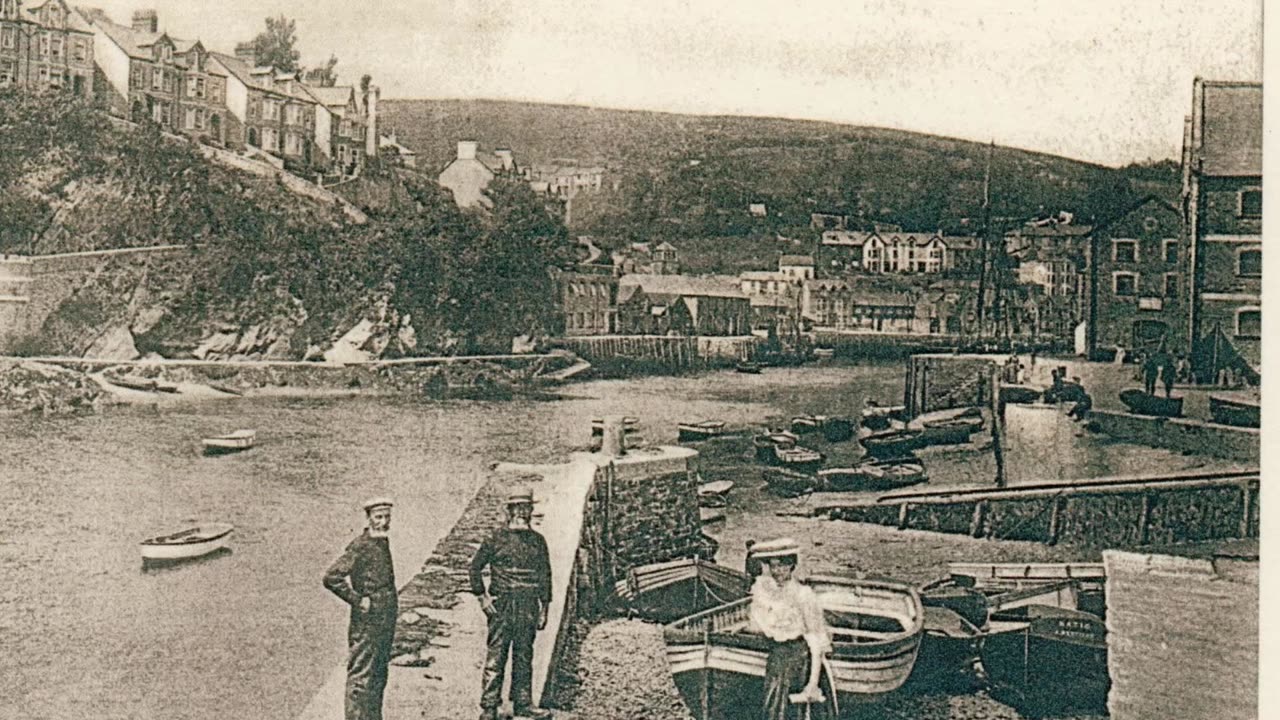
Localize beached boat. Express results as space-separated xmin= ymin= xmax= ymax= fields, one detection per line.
xmin=909 ymin=605 xmax=983 ymax=690
xmin=859 ymin=428 xmax=924 ymax=458
xmin=679 ymin=421 xmax=727 ymax=442
xmin=108 ymin=374 xmax=158 ymax=392
xmin=818 ymin=458 xmax=927 ymax=492
xmin=763 ymin=467 xmax=818 ymax=498
xmin=821 ymin=417 xmax=854 ymax=443
xmin=663 ymin=575 xmax=924 ymax=718
xmin=948 ymin=562 xmax=1105 ymax=618
xmin=860 ymin=403 xmax=908 ymax=430
xmin=697 ymin=480 xmax=735 ymax=508
xmin=773 ymin=446 xmax=824 ymax=473
xmin=1118 ymin=389 xmax=1183 ymax=418
xmin=918 ymin=416 xmax=984 ymax=446
xmin=735 ymin=361 xmax=762 ymax=374
xmin=919 ymin=578 xmax=989 ymax=629
xmin=614 ymin=558 xmax=751 ymax=623
xmin=813 ymin=348 xmax=836 ymax=361
xmin=790 ymin=415 xmax=826 ymax=434
xmin=999 ymin=384 xmax=1043 ymax=404
xmin=591 ymin=416 xmax=639 ymax=437
xmin=1209 ymin=392 xmax=1260 ymax=428
xmin=201 ymin=429 xmax=256 ymax=455
xmin=140 ymin=522 xmax=234 ymax=563
xmin=980 ymin=604 xmax=1109 ymax=715
xmin=753 ymin=431 xmax=798 ymax=461
xmin=699 ymin=507 xmax=726 ymax=524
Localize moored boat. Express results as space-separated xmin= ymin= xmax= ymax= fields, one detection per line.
xmin=918 ymin=416 xmax=984 ymax=446
xmin=202 ymin=429 xmax=256 ymax=455
xmin=614 ymin=558 xmax=751 ymax=623
xmin=1118 ymin=389 xmax=1183 ymax=418
xmin=999 ymin=384 xmax=1044 ymax=405
xmin=860 ymin=402 xmax=908 ymax=431
xmin=735 ymin=361 xmax=762 ymax=374
xmin=773 ymin=446 xmax=824 ymax=473
xmin=679 ymin=420 xmax=727 ymax=442
xmin=1209 ymin=392 xmax=1260 ymax=428
xmin=859 ymin=428 xmax=923 ymax=458
xmin=108 ymin=374 xmax=158 ymax=392
xmin=140 ymin=522 xmax=234 ymax=563
xmin=980 ymin=604 xmax=1109 ymax=715
xmin=697 ymin=480 xmax=735 ymax=508
xmin=753 ymin=431 xmax=798 ymax=461
xmin=790 ymin=415 xmax=826 ymax=434
xmin=948 ymin=562 xmax=1105 ymax=618
xmin=908 ymin=605 xmax=983 ymax=691
xmin=763 ymin=467 xmax=818 ymax=498
xmin=818 ymin=457 xmax=927 ymax=492
xmin=663 ymin=575 xmax=924 ymax=718
xmin=813 ymin=348 xmax=835 ymax=361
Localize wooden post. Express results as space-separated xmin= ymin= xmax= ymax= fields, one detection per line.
xmin=1239 ymin=482 xmax=1254 ymax=538
xmin=1138 ymin=492 xmax=1153 ymax=544
xmin=970 ymin=501 xmax=988 ymax=538
xmin=897 ymin=502 xmax=911 ymax=530
xmin=990 ymin=364 xmax=1006 ymax=488
xmin=1047 ymin=496 xmax=1065 ymax=545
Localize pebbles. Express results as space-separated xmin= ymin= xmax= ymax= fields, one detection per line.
xmin=554 ymin=619 xmax=693 ymax=720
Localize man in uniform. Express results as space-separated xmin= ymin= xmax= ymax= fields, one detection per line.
xmin=324 ymin=498 xmax=399 ymax=720
xmin=470 ymin=489 xmax=553 ymax=720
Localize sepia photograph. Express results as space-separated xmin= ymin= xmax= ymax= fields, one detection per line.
xmin=0 ymin=1 xmax=1265 ymax=719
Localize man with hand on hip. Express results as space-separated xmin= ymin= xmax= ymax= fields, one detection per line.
xmin=324 ymin=497 xmax=399 ymax=720
xmin=469 ymin=488 xmax=553 ymax=720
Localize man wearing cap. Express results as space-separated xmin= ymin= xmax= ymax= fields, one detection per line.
xmin=469 ymin=489 xmax=553 ymax=720
xmin=747 ymin=537 xmax=834 ymax=720
xmin=324 ymin=498 xmax=398 ymax=720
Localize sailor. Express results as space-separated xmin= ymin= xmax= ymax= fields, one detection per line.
xmin=747 ymin=538 xmax=834 ymax=720
xmin=1142 ymin=353 xmax=1160 ymax=395
xmin=470 ymin=489 xmax=553 ymax=720
xmin=323 ymin=497 xmax=399 ymax=720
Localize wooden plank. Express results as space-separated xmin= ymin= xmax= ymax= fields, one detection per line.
xmin=878 ymin=468 xmax=1259 ymax=503
xmin=1047 ymin=496 xmax=1064 ymax=546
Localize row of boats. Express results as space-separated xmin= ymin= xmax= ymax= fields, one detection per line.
xmin=1118 ymin=386 xmax=1261 ymax=429
xmin=614 ymin=556 xmax=1109 ymax=718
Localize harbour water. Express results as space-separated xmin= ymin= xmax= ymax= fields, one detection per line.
xmin=0 ymin=362 xmax=1231 ymax=720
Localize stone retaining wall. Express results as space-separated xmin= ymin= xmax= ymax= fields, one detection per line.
xmin=551 ymin=335 xmax=756 ymax=375
xmin=1090 ymin=410 xmax=1260 ymax=463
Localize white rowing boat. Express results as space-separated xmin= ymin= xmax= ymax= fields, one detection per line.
xmin=202 ymin=429 xmax=256 ymax=455
xmin=140 ymin=523 xmax=234 ymax=562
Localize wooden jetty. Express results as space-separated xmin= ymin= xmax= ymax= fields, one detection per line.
xmin=808 ymin=468 xmax=1259 ymax=547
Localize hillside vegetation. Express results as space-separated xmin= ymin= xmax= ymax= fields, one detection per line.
xmin=1 ymin=92 xmax=574 ymax=359
xmin=381 ymin=99 xmax=1179 ymax=240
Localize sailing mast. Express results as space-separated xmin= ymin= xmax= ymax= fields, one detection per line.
xmin=974 ymin=142 xmax=994 ymax=340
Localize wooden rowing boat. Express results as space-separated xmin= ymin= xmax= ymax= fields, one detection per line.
xmin=999 ymin=384 xmax=1044 ymax=404
xmin=1118 ymin=389 xmax=1183 ymax=418
xmin=813 ymin=348 xmax=835 ymax=361
xmin=860 ymin=403 xmax=908 ymax=431
xmin=735 ymin=361 xmax=762 ymax=374
xmin=980 ymin=604 xmax=1109 ymax=715
xmin=201 ymin=429 xmax=256 ymax=455
xmin=679 ymin=420 xmax=727 ymax=442
xmin=663 ymin=575 xmax=924 ymax=718
xmin=108 ymin=374 xmax=158 ymax=392
xmin=818 ymin=458 xmax=927 ymax=492
xmin=697 ymin=480 xmax=735 ymax=508
xmin=753 ymin=431 xmax=798 ymax=461
xmin=763 ymin=467 xmax=818 ymax=498
xmin=614 ymin=558 xmax=751 ymax=623
xmin=859 ymin=428 xmax=923 ymax=458
xmin=773 ymin=446 xmax=824 ymax=473
xmin=140 ymin=522 xmax=234 ymax=563
xmin=948 ymin=562 xmax=1105 ymax=618
xmin=908 ymin=605 xmax=983 ymax=691
xmin=790 ymin=415 xmax=826 ymax=434
xmin=1209 ymin=392 xmax=1260 ymax=428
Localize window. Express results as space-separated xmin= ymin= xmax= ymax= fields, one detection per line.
xmin=73 ymin=39 xmax=85 ymax=62
xmin=51 ymin=35 xmax=61 ymax=60
xmin=184 ymin=107 xmax=196 ymax=129
xmin=1113 ymin=240 xmax=1137 ymax=263
xmin=152 ymin=68 xmax=162 ymax=90
xmin=1 ymin=27 xmax=13 ymax=49
xmin=197 ymin=78 xmax=205 ymax=98
xmin=0 ymin=60 xmax=12 ymax=85
xmin=1238 ymin=249 xmax=1262 ymax=278
xmin=1240 ymin=188 xmax=1262 ymax=218
xmin=187 ymin=76 xmax=197 ymax=97
xmin=1164 ymin=273 xmax=1178 ymax=298
xmin=196 ymin=109 xmax=205 ymax=130
xmin=1163 ymin=240 xmax=1178 ymax=264
xmin=1236 ymin=309 xmax=1261 ymax=340
xmin=1113 ymin=273 xmax=1137 ymax=297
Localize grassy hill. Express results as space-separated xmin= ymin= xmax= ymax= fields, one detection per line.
xmin=381 ymin=98 xmax=1179 ymax=240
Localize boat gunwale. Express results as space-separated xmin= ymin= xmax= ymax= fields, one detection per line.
xmin=141 ymin=523 xmax=234 ymax=546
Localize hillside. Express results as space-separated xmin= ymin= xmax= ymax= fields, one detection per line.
xmin=381 ymin=99 xmax=1179 ymax=239
xmin=1 ymin=92 xmax=574 ymax=360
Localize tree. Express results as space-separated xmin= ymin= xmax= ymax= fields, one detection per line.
xmin=303 ymin=54 xmax=339 ymax=87
xmin=252 ymin=15 xmax=300 ymax=73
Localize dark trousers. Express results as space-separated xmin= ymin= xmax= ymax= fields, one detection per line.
xmin=762 ymin=638 xmax=835 ymax=720
xmin=346 ymin=598 xmax=398 ymax=720
xmin=481 ymin=593 xmax=541 ymax=711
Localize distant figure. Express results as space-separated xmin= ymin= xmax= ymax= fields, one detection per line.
xmin=1069 ymin=389 xmax=1093 ymax=420
xmin=470 ymin=489 xmax=553 ymax=720
xmin=1160 ymin=354 xmax=1177 ymax=398
xmin=1114 ymin=346 xmax=1127 ymax=365
xmin=1176 ymin=355 xmax=1192 ymax=384
xmin=1029 ymin=349 xmax=1038 ymax=367
xmin=1142 ymin=354 xmax=1159 ymax=395
xmin=324 ymin=498 xmax=398 ymax=720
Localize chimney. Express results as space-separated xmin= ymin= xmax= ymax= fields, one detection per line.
xmin=131 ymin=9 xmax=157 ymax=33
xmin=456 ymin=141 xmax=478 ymax=161
xmin=364 ymin=85 xmax=379 ymax=158
xmin=234 ymin=42 xmax=256 ymax=63
xmin=494 ymin=149 xmax=514 ymax=171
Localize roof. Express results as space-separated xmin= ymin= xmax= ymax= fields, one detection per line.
xmin=618 ymin=274 xmax=747 ymax=303
xmin=779 ymin=255 xmax=814 ymax=266
xmin=822 ymin=231 xmax=871 ymax=247
xmin=209 ymin=52 xmax=313 ymax=101
xmin=1198 ymin=80 xmax=1262 ymax=177
xmin=28 ymin=0 xmax=93 ymax=32
xmin=379 ymin=135 xmax=416 ymax=155
xmin=740 ymin=271 xmax=788 ymax=282
xmin=305 ymin=85 xmax=357 ymax=109
xmin=1006 ymin=223 xmax=1094 ymax=238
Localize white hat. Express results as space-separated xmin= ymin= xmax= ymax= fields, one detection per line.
xmin=362 ymin=497 xmax=394 ymax=512
xmin=750 ymin=537 xmax=800 ymax=559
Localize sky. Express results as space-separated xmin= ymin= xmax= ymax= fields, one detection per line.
xmin=82 ymin=0 xmax=1263 ymax=166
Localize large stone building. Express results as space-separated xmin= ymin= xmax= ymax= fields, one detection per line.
xmin=820 ymin=230 xmax=956 ymax=274
xmin=552 ymin=267 xmax=617 ymax=336
xmin=207 ymin=49 xmax=318 ymax=167
xmin=616 ymin=275 xmax=750 ymax=336
xmin=1085 ymin=197 xmax=1185 ymax=357
xmin=1183 ymin=78 xmax=1262 ymax=371
xmin=299 ymin=83 xmax=366 ymax=175
xmin=0 ymin=0 xmax=94 ymax=98
xmin=81 ymin=9 xmax=183 ymax=127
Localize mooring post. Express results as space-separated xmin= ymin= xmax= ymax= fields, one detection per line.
xmin=989 ymin=364 xmax=1006 ymax=488
xmin=600 ymin=416 xmax=627 ymax=457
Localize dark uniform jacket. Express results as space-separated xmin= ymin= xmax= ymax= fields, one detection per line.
xmin=324 ymin=531 xmax=397 ymax=609
xmin=469 ymin=527 xmax=552 ymax=604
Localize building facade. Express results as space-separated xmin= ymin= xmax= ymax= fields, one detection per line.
xmin=820 ymin=230 xmax=956 ymax=274
xmin=553 ymin=267 xmax=617 ymax=336
xmin=1086 ymin=197 xmax=1185 ymax=357
xmin=208 ymin=50 xmax=318 ymax=167
xmin=1184 ymin=78 xmax=1262 ymax=370
xmin=173 ymin=40 xmax=227 ymax=145
xmin=0 ymin=0 xmax=94 ymax=98
xmin=81 ymin=9 xmax=181 ymax=125
xmin=616 ymin=275 xmax=750 ymax=336
xmin=301 ymin=83 xmax=366 ymax=175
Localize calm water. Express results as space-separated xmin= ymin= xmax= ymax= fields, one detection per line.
xmin=0 ymin=362 xmax=1228 ymax=720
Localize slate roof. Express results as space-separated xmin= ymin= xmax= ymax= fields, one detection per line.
xmin=779 ymin=254 xmax=815 ymax=266
xmin=617 ymin=274 xmax=747 ymax=304
xmin=1198 ymin=81 xmax=1263 ymax=177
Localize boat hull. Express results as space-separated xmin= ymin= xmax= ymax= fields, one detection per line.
xmin=763 ymin=468 xmax=817 ymax=498
xmin=201 ymin=431 xmax=255 ymax=455
xmin=821 ymin=418 xmax=854 ymax=443
xmin=140 ymin=524 xmax=234 ymax=562
xmin=860 ymin=430 xmax=923 ymax=458
xmin=1118 ymin=389 xmax=1183 ymax=418
xmin=615 ymin=559 xmax=750 ymax=623
xmin=1209 ymin=394 xmax=1260 ymax=428
xmin=679 ymin=423 xmax=726 ymax=442
xmin=980 ymin=608 xmax=1109 ymax=715
xmin=735 ymin=363 xmax=762 ymax=374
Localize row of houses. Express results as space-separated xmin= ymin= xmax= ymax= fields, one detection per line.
xmin=1 ymin=1 xmax=390 ymax=176
xmin=436 ymin=140 xmax=610 ymax=209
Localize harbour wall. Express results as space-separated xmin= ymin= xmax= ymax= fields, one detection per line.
xmin=1104 ymin=548 xmax=1258 ymax=720
xmin=550 ymin=335 xmax=757 ymax=375
xmin=818 ymin=472 xmax=1259 ymax=548
xmin=1089 ymin=410 xmax=1260 ymax=463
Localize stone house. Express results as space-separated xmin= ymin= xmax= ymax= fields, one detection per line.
xmin=820 ymin=230 xmax=955 ymax=274
xmin=1085 ymin=197 xmax=1185 ymax=357
xmin=299 ymin=83 xmax=366 ymax=175
xmin=172 ymin=40 xmax=228 ymax=145
xmin=439 ymin=140 xmax=516 ymax=208
xmin=778 ymin=254 xmax=815 ymax=281
xmin=553 ymin=267 xmax=617 ymax=336
xmin=80 ymin=8 xmax=187 ymax=126
xmin=0 ymin=0 xmax=94 ymax=98
xmin=208 ymin=49 xmax=319 ymax=168
xmin=616 ymin=275 xmax=750 ymax=336
xmin=378 ymin=131 xmax=417 ymax=168
xmin=1183 ymin=78 xmax=1262 ymax=369
xmin=522 ymin=161 xmax=604 ymax=199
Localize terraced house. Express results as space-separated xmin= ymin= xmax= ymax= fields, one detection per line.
xmin=79 ymin=9 xmax=184 ymax=125
xmin=299 ymin=83 xmax=366 ymax=175
xmin=0 ymin=0 xmax=94 ymax=98
xmin=208 ymin=48 xmax=318 ymax=169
